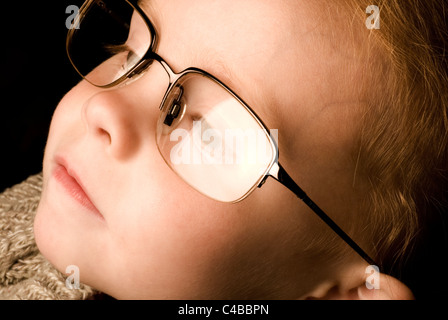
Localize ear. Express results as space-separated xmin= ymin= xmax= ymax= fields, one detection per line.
xmin=303 ymin=272 xmax=414 ymax=300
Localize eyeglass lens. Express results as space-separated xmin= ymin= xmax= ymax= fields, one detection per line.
xmin=157 ymin=71 xmax=277 ymax=202
xmin=67 ymin=0 xmax=152 ymax=87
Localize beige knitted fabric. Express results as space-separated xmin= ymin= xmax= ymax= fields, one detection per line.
xmin=0 ymin=174 xmax=98 ymax=300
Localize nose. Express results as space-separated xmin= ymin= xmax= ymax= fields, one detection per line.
xmin=82 ymin=64 xmax=168 ymax=160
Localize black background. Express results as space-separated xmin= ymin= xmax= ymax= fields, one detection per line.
xmin=0 ymin=1 xmax=85 ymax=192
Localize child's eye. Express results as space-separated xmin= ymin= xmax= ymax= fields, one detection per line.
xmin=122 ymin=50 xmax=139 ymax=72
xmin=104 ymin=44 xmax=140 ymax=74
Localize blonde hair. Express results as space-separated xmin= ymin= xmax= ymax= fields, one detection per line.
xmin=345 ymin=1 xmax=448 ymax=276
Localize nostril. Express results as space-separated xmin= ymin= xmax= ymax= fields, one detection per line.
xmin=96 ymin=127 xmax=112 ymax=145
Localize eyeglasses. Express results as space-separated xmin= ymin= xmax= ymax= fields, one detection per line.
xmin=67 ymin=0 xmax=377 ymax=266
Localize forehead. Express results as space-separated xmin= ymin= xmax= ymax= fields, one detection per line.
xmin=139 ymin=0 xmax=295 ymax=66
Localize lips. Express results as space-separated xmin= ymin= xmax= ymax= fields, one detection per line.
xmin=53 ymin=157 xmax=104 ymax=220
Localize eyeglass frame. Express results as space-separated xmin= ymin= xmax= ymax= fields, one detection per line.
xmin=66 ymin=0 xmax=377 ymax=267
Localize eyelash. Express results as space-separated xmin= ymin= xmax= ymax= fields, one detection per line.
xmin=104 ymin=43 xmax=137 ymax=72
xmin=104 ymin=43 xmax=131 ymax=55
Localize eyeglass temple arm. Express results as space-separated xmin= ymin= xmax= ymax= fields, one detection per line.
xmin=268 ymin=162 xmax=377 ymax=266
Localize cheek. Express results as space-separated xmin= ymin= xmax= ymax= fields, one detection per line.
xmin=100 ymin=196 xmax=251 ymax=298
xmin=101 ymin=180 xmax=314 ymax=299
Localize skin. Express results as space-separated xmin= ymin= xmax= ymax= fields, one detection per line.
xmin=34 ymin=0 xmax=412 ymax=299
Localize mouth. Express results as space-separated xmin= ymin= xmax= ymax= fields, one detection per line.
xmin=53 ymin=157 xmax=104 ymax=221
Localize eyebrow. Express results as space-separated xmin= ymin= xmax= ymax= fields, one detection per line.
xmin=202 ymin=52 xmax=240 ymax=92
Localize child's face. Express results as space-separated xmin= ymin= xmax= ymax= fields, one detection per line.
xmin=34 ymin=0 xmax=369 ymax=299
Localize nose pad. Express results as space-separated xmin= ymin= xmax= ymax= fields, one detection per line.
xmin=163 ymin=102 xmax=182 ymax=126
xmin=162 ymin=85 xmax=185 ymax=128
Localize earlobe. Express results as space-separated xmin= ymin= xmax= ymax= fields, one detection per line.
xmin=356 ymin=273 xmax=414 ymax=300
